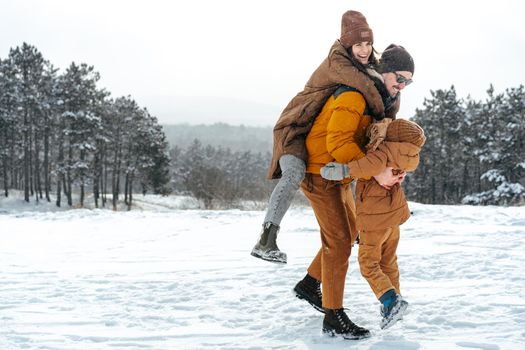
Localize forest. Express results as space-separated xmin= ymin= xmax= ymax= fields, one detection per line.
xmin=406 ymin=85 xmax=524 ymax=205
xmin=0 ymin=43 xmax=171 ymax=210
xmin=1 ymin=43 xmax=523 ymax=209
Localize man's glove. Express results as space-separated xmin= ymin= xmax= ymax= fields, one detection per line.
xmin=320 ymin=162 xmax=350 ymax=181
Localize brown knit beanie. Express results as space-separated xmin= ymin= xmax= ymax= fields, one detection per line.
xmin=378 ymin=44 xmax=415 ymax=74
xmin=386 ymin=119 xmax=426 ymax=147
xmin=340 ymin=10 xmax=374 ymax=49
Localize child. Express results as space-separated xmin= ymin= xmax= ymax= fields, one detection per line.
xmin=251 ymin=10 xmax=399 ymax=264
xmin=320 ymin=118 xmax=426 ymax=329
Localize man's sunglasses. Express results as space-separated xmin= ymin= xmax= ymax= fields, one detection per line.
xmin=394 ymin=72 xmax=413 ymax=86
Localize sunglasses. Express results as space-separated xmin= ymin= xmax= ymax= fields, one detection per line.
xmin=394 ymin=72 xmax=413 ymax=86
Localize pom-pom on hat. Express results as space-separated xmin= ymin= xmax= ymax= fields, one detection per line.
xmin=340 ymin=10 xmax=374 ymax=49
xmin=386 ymin=119 xmax=426 ymax=147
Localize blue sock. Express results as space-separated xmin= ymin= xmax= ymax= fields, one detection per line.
xmin=379 ymin=289 xmax=397 ymax=308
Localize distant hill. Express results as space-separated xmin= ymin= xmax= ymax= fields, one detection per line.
xmin=162 ymin=123 xmax=273 ymax=153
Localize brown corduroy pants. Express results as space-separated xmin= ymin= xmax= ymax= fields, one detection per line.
xmin=301 ymin=174 xmax=358 ymax=310
xmin=358 ymin=226 xmax=401 ymax=299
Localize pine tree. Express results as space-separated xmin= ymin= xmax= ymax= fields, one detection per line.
xmin=0 ymin=57 xmax=19 ymax=197
xmin=56 ymin=63 xmax=104 ymax=207
xmin=8 ymin=43 xmax=48 ymax=202
xmin=141 ymin=120 xmax=171 ymax=196
xmin=410 ymin=86 xmax=464 ymax=203
xmin=40 ymin=62 xmax=59 ymax=202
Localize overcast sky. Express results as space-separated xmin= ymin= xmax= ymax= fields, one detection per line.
xmin=1 ymin=0 xmax=524 ymax=126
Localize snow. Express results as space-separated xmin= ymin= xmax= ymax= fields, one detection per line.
xmin=1 ymin=195 xmax=525 ymax=349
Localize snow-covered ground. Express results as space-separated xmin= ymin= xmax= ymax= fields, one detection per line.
xmin=1 ymin=195 xmax=524 ymax=350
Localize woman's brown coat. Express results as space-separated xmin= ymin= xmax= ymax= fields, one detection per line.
xmin=268 ymin=40 xmax=400 ymax=179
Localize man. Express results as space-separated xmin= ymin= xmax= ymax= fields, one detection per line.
xmin=294 ymin=44 xmax=415 ymax=339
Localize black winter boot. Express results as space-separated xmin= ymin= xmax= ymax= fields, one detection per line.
xmin=323 ymin=308 xmax=371 ymax=340
xmin=251 ymin=222 xmax=287 ymax=264
xmin=293 ymin=274 xmax=324 ymax=313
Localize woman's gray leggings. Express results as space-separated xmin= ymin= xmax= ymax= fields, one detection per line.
xmin=264 ymin=154 xmax=306 ymax=226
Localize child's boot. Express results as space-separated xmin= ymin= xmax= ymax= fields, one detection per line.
xmin=379 ymin=289 xmax=409 ymax=329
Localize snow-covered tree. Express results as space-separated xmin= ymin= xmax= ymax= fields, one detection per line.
xmin=56 ymin=62 xmax=106 ymax=207
xmin=7 ymin=43 xmax=48 ymax=202
xmin=0 ymin=43 xmax=172 ymax=210
xmin=0 ymin=57 xmax=20 ymax=197
xmin=409 ymin=86 xmax=464 ymax=204
xmin=408 ymin=85 xmax=525 ymax=205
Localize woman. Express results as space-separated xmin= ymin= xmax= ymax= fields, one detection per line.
xmin=293 ymin=44 xmax=415 ymax=340
xmin=251 ymin=10 xmax=398 ymax=264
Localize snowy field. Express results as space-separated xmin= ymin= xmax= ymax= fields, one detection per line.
xmin=1 ymin=195 xmax=524 ymax=350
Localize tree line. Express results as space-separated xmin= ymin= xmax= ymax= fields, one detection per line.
xmin=406 ymin=85 xmax=524 ymax=205
xmin=0 ymin=43 xmax=171 ymax=210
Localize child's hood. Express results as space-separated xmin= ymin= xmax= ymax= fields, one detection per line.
xmin=381 ymin=141 xmax=421 ymax=172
